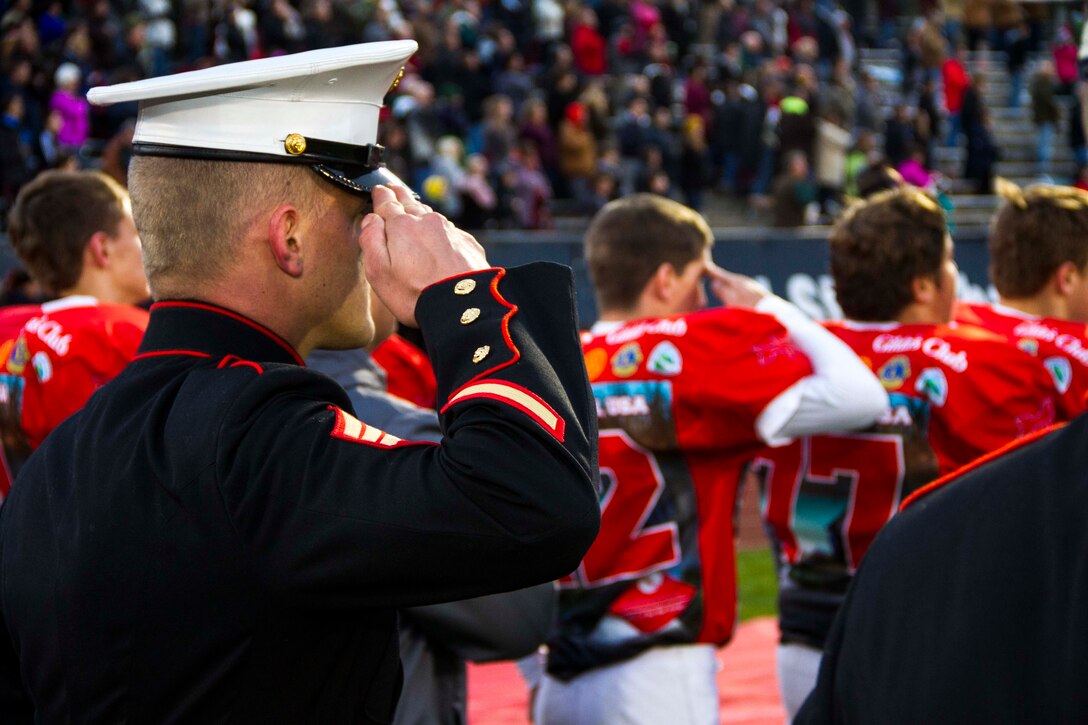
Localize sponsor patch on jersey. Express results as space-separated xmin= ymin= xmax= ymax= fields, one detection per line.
xmin=611 ymin=342 xmax=643 ymax=378
xmin=878 ymin=403 xmax=915 ymax=426
xmin=878 ymin=355 xmax=910 ymax=390
xmin=915 ymin=367 xmax=948 ymax=407
xmin=596 ymin=393 xmax=651 ymax=417
xmin=592 ymin=380 xmax=678 ymax=449
xmin=607 ymin=572 xmax=695 ymax=634
xmin=31 ymin=352 xmax=52 ymax=383
xmin=1017 ymin=338 xmax=1040 ymax=357
xmin=584 ymin=348 xmax=608 ymax=382
xmin=752 ymin=334 xmax=800 ymax=366
xmin=0 ymin=374 xmax=25 ymax=413
xmin=647 ymin=341 xmax=682 ymax=376
xmin=6 ymin=337 xmax=28 ymax=376
xmin=1044 ymin=356 xmax=1073 ymax=394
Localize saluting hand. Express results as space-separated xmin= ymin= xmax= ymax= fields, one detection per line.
xmin=359 ymin=184 xmax=489 ymax=327
xmin=706 ymin=263 xmax=771 ymax=309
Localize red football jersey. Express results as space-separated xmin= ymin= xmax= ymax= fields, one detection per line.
xmin=956 ymin=301 xmax=1088 ymax=419
xmin=755 ymin=320 xmax=1058 ymax=648
xmin=0 ymin=304 xmax=42 ymax=500
xmin=371 ymin=333 xmax=437 ymax=409
xmin=3 ymin=297 xmax=148 ymax=452
xmin=548 ymin=306 xmax=813 ymax=677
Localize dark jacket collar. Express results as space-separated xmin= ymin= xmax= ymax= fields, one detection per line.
xmin=137 ymin=301 xmax=304 ymax=366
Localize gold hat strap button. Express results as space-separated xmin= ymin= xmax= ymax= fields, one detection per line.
xmin=472 ymin=345 xmax=490 ymax=364
xmin=460 ymin=308 xmax=481 ymax=325
xmin=454 ymin=279 xmax=476 ymax=295
xmin=284 ymin=133 xmax=307 ymax=155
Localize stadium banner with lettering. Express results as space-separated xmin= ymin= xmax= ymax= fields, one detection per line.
xmin=480 ymin=227 xmax=995 ymax=326
xmin=0 ymin=227 xmax=994 ymax=323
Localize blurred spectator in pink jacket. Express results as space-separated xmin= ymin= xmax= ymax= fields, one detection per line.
xmin=48 ymin=63 xmax=88 ymax=152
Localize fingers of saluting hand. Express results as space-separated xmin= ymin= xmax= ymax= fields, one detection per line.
xmin=707 ymin=264 xmax=771 ymax=308
xmin=358 ymin=211 xmax=390 ymax=277
xmin=371 ymin=184 xmax=433 ymax=219
xmin=705 ymin=262 xmax=732 ymax=284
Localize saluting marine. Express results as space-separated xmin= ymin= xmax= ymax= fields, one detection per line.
xmin=0 ymin=41 xmax=600 ymax=723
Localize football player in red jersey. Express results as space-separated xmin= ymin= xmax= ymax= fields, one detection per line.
xmin=755 ymin=187 xmax=1059 ymax=718
xmin=534 ymin=194 xmax=887 ymax=725
xmin=0 ymin=303 xmax=41 ymax=498
xmin=371 ymin=331 xmax=437 ymax=409
xmin=955 ymin=179 xmax=1088 ymax=418
xmin=0 ymin=170 xmax=150 ymax=481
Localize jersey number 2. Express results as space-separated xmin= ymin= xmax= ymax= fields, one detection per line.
xmin=560 ymin=430 xmax=681 ymax=588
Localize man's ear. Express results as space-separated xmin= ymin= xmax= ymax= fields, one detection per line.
xmin=267 ymin=204 xmax=304 ymax=278
xmin=911 ymin=274 xmax=936 ymax=306
xmin=1055 ymin=260 xmax=1081 ymax=297
xmin=650 ymin=262 xmax=677 ymax=303
xmin=85 ymin=232 xmax=111 ymax=270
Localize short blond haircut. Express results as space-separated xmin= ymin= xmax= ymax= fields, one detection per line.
xmin=584 ymin=193 xmax=713 ymax=312
xmin=128 ymin=156 xmax=325 ymax=296
xmin=8 ymin=170 xmax=129 ymax=294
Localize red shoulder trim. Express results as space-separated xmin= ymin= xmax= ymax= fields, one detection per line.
xmin=133 ymin=349 xmax=212 ymax=361
xmin=151 ymin=301 xmax=303 ymax=365
xmin=900 ymin=422 xmax=1066 ymax=511
xmin=217 ymin=355 xmax=264 ymax=374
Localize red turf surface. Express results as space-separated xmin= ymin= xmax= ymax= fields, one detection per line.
xmin=466 ymin=616 xmax=784 ymax=725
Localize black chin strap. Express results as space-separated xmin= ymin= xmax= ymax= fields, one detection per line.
xmin=132 ymin=142 xmax=412 ymax=199
xmin=132 ymin=139 xmax=385 ymax=168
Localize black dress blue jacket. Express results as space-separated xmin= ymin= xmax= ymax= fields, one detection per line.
xmin=0 ymin=263 xmax=599 ymax=724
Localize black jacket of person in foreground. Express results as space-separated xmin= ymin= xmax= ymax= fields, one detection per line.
xmin=796 ymin=412 xmax=1088 ymax=723
xmin=0 ymin=263 xmax=600 ymax=724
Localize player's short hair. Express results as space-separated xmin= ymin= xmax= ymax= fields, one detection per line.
xmin=855 ymin=165 xmax=904 ymax=198
xmin=584 ymin=194 xmax=712 ymax=312
xmin=989 ymin=179 xmax=1088 ymax=297
xmin=8 ymin=170 xmax=129 ymax=295
xmin=128 ymin=156 xmax=323 ymax=296
xmin=830 ymin=186 xmax=948 ymax=321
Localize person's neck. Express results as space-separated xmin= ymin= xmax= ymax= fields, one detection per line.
xmin=598 ymin=303 xmax=659 ymax=323
xmin=894 ymin=305 xmax=946 ymax=326
xmin=998 ymin=294 xmax=1063 ymax=321
xmin=60 ymin=278 xmax=122 ymax=305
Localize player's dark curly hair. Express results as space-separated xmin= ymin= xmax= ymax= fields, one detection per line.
xmin=829 ymin=186 xmax=948 ymax=321
xmin=989 ymin=179 xmax=1088 ymax=298
xmin=584 ymin=194 xmax=712 ymax=313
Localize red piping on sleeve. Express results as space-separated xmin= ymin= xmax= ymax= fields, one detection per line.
xmin=465 ymin=268 xmax=520 ymax=384
xmin=424 ymin=267 xmax=505 ymax=292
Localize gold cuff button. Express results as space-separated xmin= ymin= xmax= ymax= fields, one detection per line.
xmin=454 ymin=279 xmax=476 ymax=295
xmin=460 ymin=308 xmax=481 ymax=325
xmin=472 ymin=345 xmax=490 ymax=364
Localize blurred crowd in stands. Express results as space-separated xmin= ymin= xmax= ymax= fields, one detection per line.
xmin=1 ymin=0 xmax=1087 ymax=236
